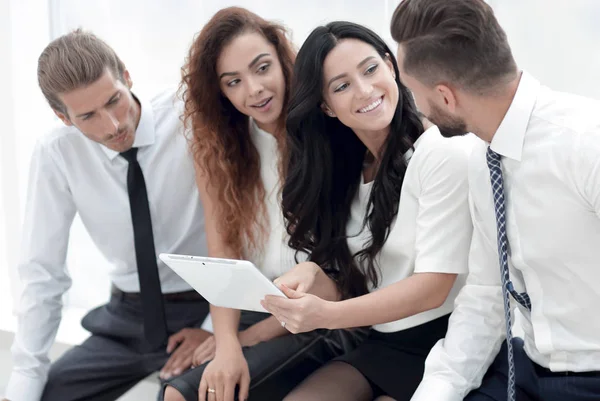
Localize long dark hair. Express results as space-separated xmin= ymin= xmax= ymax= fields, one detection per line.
xmin=283 ymin=21 xmax=424 ymax=298
xmin=180 ymin=7 xmax=295 ymax=259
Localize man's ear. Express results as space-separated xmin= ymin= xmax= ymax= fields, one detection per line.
xmin=320 ymin=103 xmax=336 ymax=118
xmin=54 ymin=109 xmax=73 ymax=126
xmin=435 ymin=84 xmax=458 ymax=113
xmin=123 ymin=69 xmax=133 ymax=88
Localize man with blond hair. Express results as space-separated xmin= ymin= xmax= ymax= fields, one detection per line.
xmin=3 ymin=30 xmax=211 ymax=401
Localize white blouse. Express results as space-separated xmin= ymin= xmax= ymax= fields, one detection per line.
xmin=247 ymin=120 xmax=301 ymax=280
xmin=346 ymin=126 xmax=477 ymax=332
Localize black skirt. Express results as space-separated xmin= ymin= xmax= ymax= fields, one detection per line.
xmin=335 ymin=313 xmax=450 ymax=401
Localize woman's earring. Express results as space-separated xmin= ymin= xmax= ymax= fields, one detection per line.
xmin=322 ymin=103 xmax=335 ymax=117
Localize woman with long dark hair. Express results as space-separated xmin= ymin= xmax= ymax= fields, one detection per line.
xmin=262 ymin=21 xmax=475 ymax=400
xmin=162 ymin=9 xmax=364 ymax=401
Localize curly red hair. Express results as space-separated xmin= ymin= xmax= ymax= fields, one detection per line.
xmin=181 ymin=7 xmax=295 ymax=258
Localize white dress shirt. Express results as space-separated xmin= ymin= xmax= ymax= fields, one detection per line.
xmin=6 ymin=88 xmax=207 ymax=401
xmin=346 ymin=126 xmax=476 ymax=332
xmin=412 ymin=71 xmax=600 ymax=401
xmin=247 ymin=120 xmax=302 ymax=279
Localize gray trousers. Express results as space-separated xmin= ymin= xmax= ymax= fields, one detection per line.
xmin=161 ymin=311 xmax=368 ymax=401
xmin=41 ymin=291 xmax=210 ymax=401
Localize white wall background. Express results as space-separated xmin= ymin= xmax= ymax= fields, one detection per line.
xmin=1 ymin=0 xmax=599 ymax=343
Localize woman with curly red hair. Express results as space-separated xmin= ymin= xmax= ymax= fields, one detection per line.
xmin=161 ymin=7 xmax=364 ymax=401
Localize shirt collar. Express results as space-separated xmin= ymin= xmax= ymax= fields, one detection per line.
xmin=489 ymin=71 xmax=540 ymax=161
xmin=100 ymin=94 xmax=156 ymax=160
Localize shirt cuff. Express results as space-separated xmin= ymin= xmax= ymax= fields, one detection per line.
xmin=4 ymin=370 xmax=46 ymax=401
xmin=411 ymin=377 xmax=464 ymax=401
xmin=414 ymin=256 xmax=468 ymax=275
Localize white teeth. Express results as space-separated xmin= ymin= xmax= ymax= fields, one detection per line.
xmin=359 ymin=97 xmax=383 ymax=113
xmin=254 ymin=98 xmax=270 ymax=107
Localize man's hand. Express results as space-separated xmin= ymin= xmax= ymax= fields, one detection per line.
xmin=159 ymin=328 xmax=212 ymax=380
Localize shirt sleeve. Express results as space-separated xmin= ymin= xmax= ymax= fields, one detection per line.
xmin=573 ymin=129 xmax=600 ymax=218
xmin=413 ymin=136 xmax=473 ymax=275
xmin=5 ymin=139 xmax=76 ymax=401
xmin=411 ymin=189 xmax=507 ymax=401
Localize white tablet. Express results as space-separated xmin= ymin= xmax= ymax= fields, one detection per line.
xmin=159 ymin=253 xmax=286 ymax=313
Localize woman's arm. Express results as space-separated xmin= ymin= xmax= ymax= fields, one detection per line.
xmin=195 ymin=163 xmax=292 ymax=344
xmin=264 ymin=272 xmax=456 ymax=332
xmin=273 ymin=261 xmax=341 ymax=301
xmin=194 ymin=163 xmax=252 ymax=401
xmin=194 ymin=165 xmax=244 ymax=348
xmin=324 ymin=272 xmax=456 ymax=329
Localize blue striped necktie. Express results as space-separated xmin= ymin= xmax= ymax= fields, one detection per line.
xmin=486 ymin=146 xmax=532 ymax=401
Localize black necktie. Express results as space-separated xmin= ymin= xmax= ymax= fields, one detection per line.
xmin=120 ymin=147 xmax=168 ymax=349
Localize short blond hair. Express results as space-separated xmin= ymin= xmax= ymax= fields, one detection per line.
xmin=37 ymin=29 xmax=126 ymax=115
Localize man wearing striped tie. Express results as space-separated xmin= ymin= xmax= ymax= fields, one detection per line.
xmin=390 ymin=1 xmax=600 ymax=401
